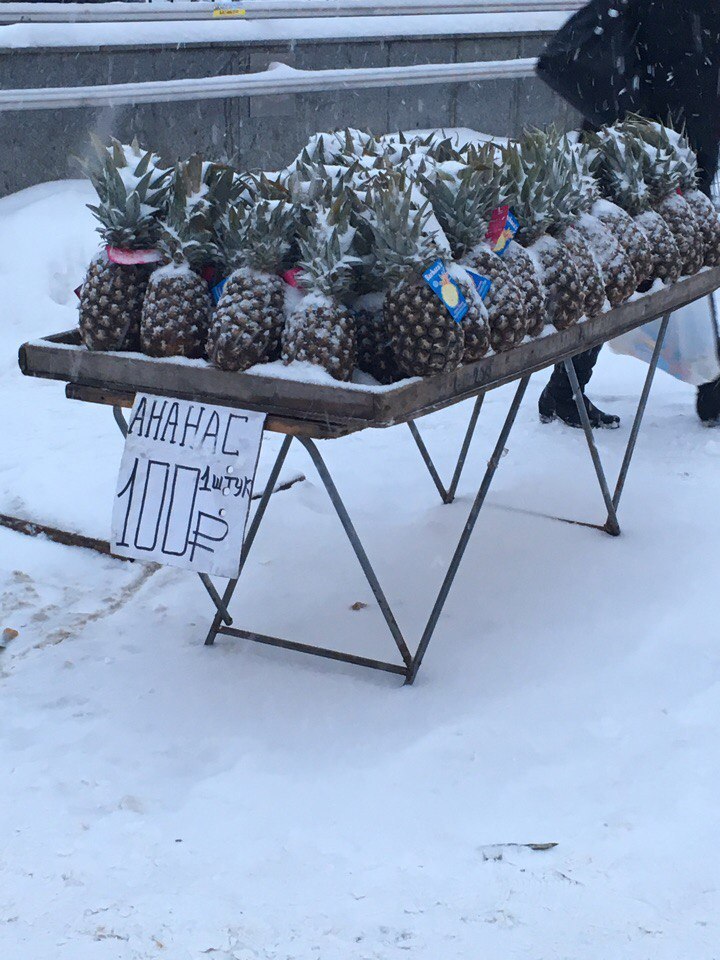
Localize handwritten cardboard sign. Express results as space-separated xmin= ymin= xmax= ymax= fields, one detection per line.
xmin=111 ymin=394 xmax=265 ymax=578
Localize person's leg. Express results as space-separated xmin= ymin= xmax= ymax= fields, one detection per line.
xmin=539 ymin=345 xmax=620 ymax=428
xmin=694 ymin=149 xmax=720 ymax=424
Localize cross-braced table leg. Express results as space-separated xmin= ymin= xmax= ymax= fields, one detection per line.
xmin=111 ymin=379 xmax=529 ymax=683
xmin=406 ymin=375 xmax=530 ymax=683
xmin=565 ymin=310 xmax=672 ymax=536
xmin=406 ymin=394 xmax=485 ymax=504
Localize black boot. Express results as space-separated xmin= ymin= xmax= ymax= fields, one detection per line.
xmin=539 ymin=384 xmax=620 ymax=429
xmin=697 ymin=377 xmax=720 ymax=426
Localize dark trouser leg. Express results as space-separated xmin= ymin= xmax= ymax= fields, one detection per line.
xmin=545 ymin=346 xmax=602 ymax=404
xmin=540 ymin=345 xmax=619 ymax=429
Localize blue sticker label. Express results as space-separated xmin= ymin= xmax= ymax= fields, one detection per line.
xmin=211 ymin=277 xmax=228 ymax=304
xmin=465 ymin=269 xmax=493 ymax=301
xmin=422 ymin=259 xmax=468 ymax=324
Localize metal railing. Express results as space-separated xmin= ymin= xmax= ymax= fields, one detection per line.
xmin=0 ymin=56 xmax=537 ymax=110
xmin=0 ymin=0 xmax=581 ymax=23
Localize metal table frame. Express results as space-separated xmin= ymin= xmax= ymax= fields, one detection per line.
xmin=107 ymin=307 xmax=672 ymax=685
xmin=21 ymin=269 xmax=720 ymax=684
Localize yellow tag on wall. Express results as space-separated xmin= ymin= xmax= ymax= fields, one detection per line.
xmin=213 ymin=7 xmax=247 ymax=17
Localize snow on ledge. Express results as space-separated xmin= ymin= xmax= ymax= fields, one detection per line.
xmin=0 ymin=12 xmax=570 ymax=51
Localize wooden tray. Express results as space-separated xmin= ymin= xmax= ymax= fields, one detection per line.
xmin=19 ymin=266 xmax=720 ymax=438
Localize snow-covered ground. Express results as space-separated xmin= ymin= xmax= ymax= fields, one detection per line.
xmin=2 ymin=181 xmax=720 ymax=958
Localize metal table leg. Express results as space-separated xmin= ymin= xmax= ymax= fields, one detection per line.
xmin=565 ymin=311 xmax=672 ymax=536
xmin=406 ymin=375 xmax=530 ymax=684
xmin=203 ymin=435 xmax=293 ymax=645
xmin=563 ymin=358 xmax=621 ymax=536
xmin=111 ymin=381 xmax=527 ymax=683
xmin=407 ymin=394 xmax=485 ymax=504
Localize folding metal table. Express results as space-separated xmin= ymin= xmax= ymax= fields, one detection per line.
xmin=18 ymin=266 xmax=720 ymax=683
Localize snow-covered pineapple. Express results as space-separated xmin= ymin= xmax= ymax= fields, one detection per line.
xmin=589 ymin=127 xmax=681 ymax=284
xmin=421 ymin=157 xmax=528 ymax=351
xmin=206 ymin=199 xmax=296 ymax=371
xmin=368 ymin=180 xmax=467 ymax=376
xmin=615 ymin=119 xmax=705 ymax=275
xmin=540 ymin=134 xmax=606 ymax=318
xmin=352 ymin=296 xmax=402 ymax=384
xmin=500 ymin=138 xmax=583 ymax=331
xmin=670 ymin=137 xmax=720 ymax=266
xmin=141 ymin=157 xmax=230 ymax=358
xmin=281 ymin=205 xmax=357 ymax=382
xmin=545 ymin=137 xmax=639 ymax=308
xmin=624 ymin=119 xmax=717 ymax=269
xmin=78 ymin=137 xmax=170 ymax=351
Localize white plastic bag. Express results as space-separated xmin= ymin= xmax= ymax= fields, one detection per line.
xmin=609 ymin=295 xmax=720 ymax=386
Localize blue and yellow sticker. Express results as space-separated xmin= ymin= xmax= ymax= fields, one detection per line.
xmin=422 ymin=260 xmax=468 ymax=324
xmin=465 ymin=268 xmax=492 ymax=301
xmin=211 ymin=278 xmax=228 ymax=304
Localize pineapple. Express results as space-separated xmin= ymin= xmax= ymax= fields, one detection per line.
xmin=141 ymin=157 xmax=231 ymax=359
xmin=452 ymin=266 xmax=491 ymax=364
xmin=502 ymin=241 xmax=547 ymax=338
xmin=625 ymin=118 xmax=719 ymax=268
xmin=281 ymin=206 xmax=357 ymax=382
xmin=562 ymin=135 xmax=638 ymax=307
xmin=590 ymin=199 xmax=653 ymax=287
xmin=420 ymin=157 xmax=528 ymax=352
xmin=616 ymin=119 xmax=705 ymax=275
xmin=500 ymin=135 xmax=583 ymax=331
xmin=588 ymin=127 xmax=681 ymax=283
xmin=206 ymin=197 xmax=296 ymax=372
xmin=367 ymin=179 xmax=466 ymax=377
xmin=353 ymin=296 xmax=403 ymax=385
xmin=78 ymin=137 xmax=170 ymax=351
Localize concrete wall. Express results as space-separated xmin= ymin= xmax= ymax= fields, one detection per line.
xmin=0 ymin=30 xmax=580 ymax=196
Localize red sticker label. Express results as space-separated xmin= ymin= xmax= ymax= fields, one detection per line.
xmin=485 ymin=205 xmax=519 ymax=255
xmin=282 ymin=267 xmax=302 ymax=288
xmin=106 ymin=246 xmax=162 ymax=265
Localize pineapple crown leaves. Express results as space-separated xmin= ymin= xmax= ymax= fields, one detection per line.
xmin=297 ymin=128 xmax=375 ymax=168
xmin=462 ymin=140 xmax=503 ymax=172
xmin=419 ymin=161 xmax=503 ymax=259
xmin=80 ymin=136 xmax=171 ymax=249
xmin=156 ymin=157 xmax=235 ymax=269
xmin=364 ymin=175 xmax=445 ymax=286
xmin=500 ymin=128 xmax=592 ymax=243
xmin=614 ymin=115 xmax=699 ymax=195
xmin=220 ymin=198 xmax=298 ymax=275
xmin=295 ymin=211 xmax=362 ymax=300
xmin=586 ymin=126 xmax=652 ymax=214
xmin=286 ymin=159 xmax=351 ymax=207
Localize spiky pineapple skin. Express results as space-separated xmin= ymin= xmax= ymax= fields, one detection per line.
xmin=354 ymin=308 xmax=403 ymax=385
xmin=525 ymin=235 xmax=583 ymax=331
xmin=634 ymin=210 xmax=682 ymax=283
xmin=454 ymin=277 xmax=490 ymax=364
xmin=575 ymin=214 xmax=637 ymax=307
xmin=282 ymin=299 xmax=356 ymax=382
xmin=594 ymin=202 xmax=653 ymax=288
xmin=78 ymin=252 xmax=152 ymax=352
xmin=502 ymin=241 xmax=547 ymax=338
xmin=556 ymin=226 xmax=606 ymax=318
xmin=464 ymin=245 xmax=527 ymax=351
xmin=653 ymin=193 xmax=705 ymax=275
xmin=384 ymin=280 xmax=464 ymax=377
xmin=206 ymin=268 xmax=284 ymax=371
xmin=140 ymin=267 xmax=212 ymax=359
xmin=684 ymin=190 xmax=720 ymax=267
